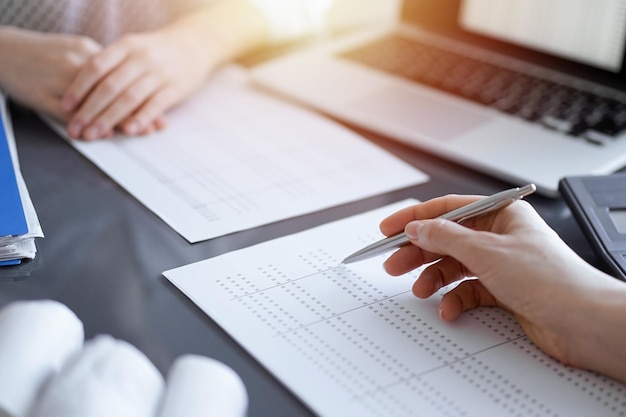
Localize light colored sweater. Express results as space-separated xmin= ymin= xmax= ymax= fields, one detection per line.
xmin=0 ymin=0 xmax=398 ymax=45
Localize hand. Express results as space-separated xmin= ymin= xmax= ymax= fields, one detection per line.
xmin=379 ymin=194 xmax=626 ymax=377
xmin=59 ymin=0 xmax=270 ymax=140
xmin=61 ymin=25 xmax=216 ymax=140
xmin=0 ymin=27 xmax=101 ymax=121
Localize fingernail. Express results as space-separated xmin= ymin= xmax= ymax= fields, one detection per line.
xmin=405 ymin=221 xmax=423 ymax=240
xmin=155 ymin=116 xmax=167 ymax=130
xmin=68 ymin=121 xmax=83 ymax=138
xmin=83 ymin=126 xmax=101 ymax=140
xmin=125 ymin=121 xmax=140 ymax=135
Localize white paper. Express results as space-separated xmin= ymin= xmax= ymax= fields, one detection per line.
xmin=164 ymin=200 xmax=626 ymax=417
xmin=158 ymin=355 xmax=248 ymax=417
xmin=2 ymin=96 xmax=43 ymax=243
xmin=0 ymin=301 xmax=83 ymax=417
xmin=30 ymin=335 xmax=164 ymax=417
xmin=43 ymin=66 xmax=428 ymax=243
xmin=0 ymin=93 xmax=43 ymax=261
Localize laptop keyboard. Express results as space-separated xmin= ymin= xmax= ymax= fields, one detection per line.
xmin=340 ymin=35 xmax=626 ymax=146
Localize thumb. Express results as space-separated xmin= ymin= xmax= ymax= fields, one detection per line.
xmin=404 ymin=219 xmax=488 ymax=263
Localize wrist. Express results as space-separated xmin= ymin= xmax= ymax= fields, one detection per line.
xmin=560 ymin=269 xmax=626 ymax=382
xmin=165 ymin=0 xmax=269 ymax=75
xmin=0 ymin=26 xmax=16 ymax=86
xmin=0 ymin=26 xmax=28 ymax=93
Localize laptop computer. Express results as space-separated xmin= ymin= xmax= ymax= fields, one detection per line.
xmin=251 ymin=0 xmax=626 ymax=196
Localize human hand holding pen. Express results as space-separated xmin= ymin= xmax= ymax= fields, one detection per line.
xmin=343 ymin=185 xmax=535 ymax=264
xmin=379 ymin=191 xmax=626 ymax=384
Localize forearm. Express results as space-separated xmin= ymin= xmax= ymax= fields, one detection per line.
xmin=563 ymin=267 xmax=626 ymax=383
xmin=0 ymin=26 xmax=25 ymax=91
xmin=160 ymin=0 xmax=270 ymax=75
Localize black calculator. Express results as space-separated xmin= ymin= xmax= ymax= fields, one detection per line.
xmin=559 ymin=173 xmax=626 ymax=281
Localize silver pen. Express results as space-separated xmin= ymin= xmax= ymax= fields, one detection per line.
xmin=342 ymin=183 xmax=536 ymax=264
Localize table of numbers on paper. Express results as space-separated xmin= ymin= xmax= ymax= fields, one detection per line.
xmin=164 ymin=200 xmax=626 ymax=417
xmin=46 ymin=66 xmax=427 ymax=243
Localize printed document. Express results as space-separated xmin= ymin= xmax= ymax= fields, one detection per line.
xmin=164 ymin=200 xmax=626 ymax=417
xmin=44 ymin=67 xmax=428 ymax=242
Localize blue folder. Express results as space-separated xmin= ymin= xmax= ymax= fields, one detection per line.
xmin=0 ymin=105 xmax=28 ymax=238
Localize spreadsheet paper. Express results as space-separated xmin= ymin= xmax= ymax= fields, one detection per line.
xmin=164 ymin=200 xmax=626 ymax=417
xmin=44 ymin=67 xmax=427 ymax=242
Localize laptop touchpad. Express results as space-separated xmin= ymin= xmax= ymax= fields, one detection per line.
xmin=350 ymin=85 xmax=492 ymax=141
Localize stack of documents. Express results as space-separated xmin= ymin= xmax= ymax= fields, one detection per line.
xmin=0 ymin=93 xmax=43 ymax=266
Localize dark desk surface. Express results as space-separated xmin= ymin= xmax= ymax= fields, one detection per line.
xmin=1 ymin=99 xmax=604 ymax=416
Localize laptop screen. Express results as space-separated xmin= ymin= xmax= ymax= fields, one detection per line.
xmin=402 ymin=0 xmax=626 ymax=87
xmin=459 ymin=0 xmax=626 ymax=73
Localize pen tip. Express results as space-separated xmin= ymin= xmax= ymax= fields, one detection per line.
xmin=340 ymin=257 xmax=354 ymax=265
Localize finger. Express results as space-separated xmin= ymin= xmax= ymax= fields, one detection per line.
xmin=404 ymin=218 xmax=500 ymax=267
xmin=120 ymin=86 xmax=177 ymax=135
xmin=38 ymin=94 xmax=70 ymax=122
xmin=62 ymin=44 xmax=129 ymax=113
xmin=412 ymin=256 xmax=469 ymax=298
xmin=137 ymin=124 xmax=156 ymax=136
xmin=383 ymin=245 xmax=427 ymax=276
xmin=438 ymin=279 xmax=498 ymax=321
xmin=383 ymin=244 xmax=442 ymax=276
xmin=379 ymin=195 xmax=483 ymax=236
xmin=118 ymin=114 xmax=167 ymax=137
xmin=153 ymin=115 xmax=168 ymax=130
xmin=82 ymin=73 xmax=162 ymax=138
xmin=102 ymin=129 xmax=115 ymax=139
xmin=70 ymin=65 xmax=148 ymax=140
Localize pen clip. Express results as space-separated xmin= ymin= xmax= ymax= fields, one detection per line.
xmin=452 ymin=199 xmax=508 ymax=224
xmin=442 ymin=184 xmax=535 ymax=224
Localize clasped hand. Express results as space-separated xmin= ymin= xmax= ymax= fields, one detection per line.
xmin=2 ymin=24 xmax=215 ymax=140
